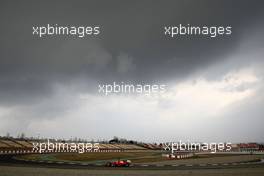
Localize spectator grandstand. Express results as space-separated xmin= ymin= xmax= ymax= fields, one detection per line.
xmin=0 ymin=137 xmax=147 ymax=155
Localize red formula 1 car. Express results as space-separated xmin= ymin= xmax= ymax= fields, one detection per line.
xmin=105 ymin=159 xmax=131 ymax=167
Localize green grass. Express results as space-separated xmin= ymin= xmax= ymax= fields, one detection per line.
xmin=17 ymin=152 xmax=264 ymax=164
xmin=18 ymin=151 xmax=166 ymax=163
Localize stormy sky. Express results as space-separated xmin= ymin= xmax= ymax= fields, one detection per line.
xmin=0 ymin=0 xmax=264 ymax=143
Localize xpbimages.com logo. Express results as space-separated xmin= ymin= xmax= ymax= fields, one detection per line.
xmin=163 ymin=141 xmax=232 ymax=154
xmin=32 ymin=140 xmax=100 ymax=154
xmin=32 ymin=24 xmax=100 ymax=38
xmin=98 ymin=82 xmax=167 ymax=95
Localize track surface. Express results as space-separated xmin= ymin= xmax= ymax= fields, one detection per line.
xmin=1 ymin=165 xmax=264 ymax=176
xmin=1 ymin=154 xmax=264 ymax=170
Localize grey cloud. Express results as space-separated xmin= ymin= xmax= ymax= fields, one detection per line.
xmin=116 ymin=53 xmax=135 ymax=73
xmin=0 ymin=0 xmax=264 ymax=141
xmin=1 ymin=0 xmax=263 ymax=84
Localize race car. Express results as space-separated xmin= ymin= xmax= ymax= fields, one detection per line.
xmin=105 ymin=159 xmax=131 ymax=167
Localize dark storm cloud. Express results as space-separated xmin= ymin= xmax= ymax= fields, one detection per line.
xmin=0 ymin=0 xmax=264 ymax=105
